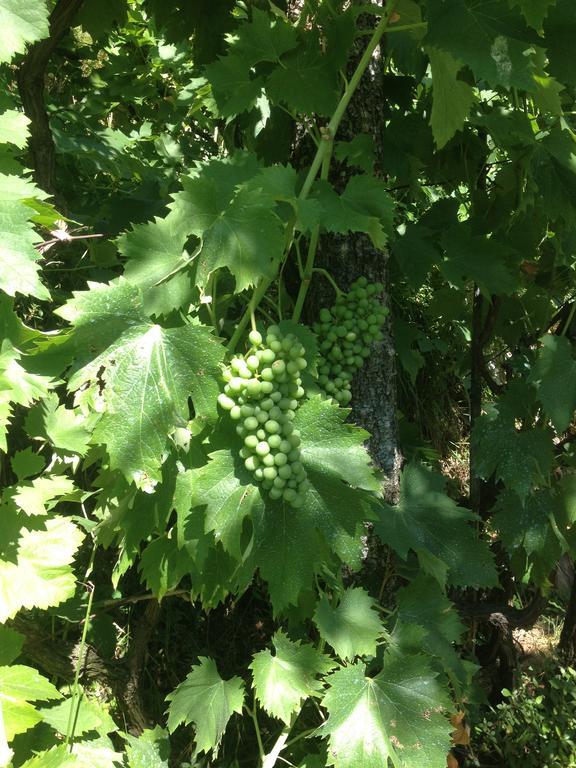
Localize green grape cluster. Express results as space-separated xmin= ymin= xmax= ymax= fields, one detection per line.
xmin=313 ymin=276 xmax=387 ymax=405
xmin=218 ymin=327 xmax=309 ymax=508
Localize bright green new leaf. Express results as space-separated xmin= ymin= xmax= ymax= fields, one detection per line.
xmin=375 ymin=462 xmax=497 ymax=588
xmin=0 ymin=0 xmax=49 ymax=63
xmin=250 ymin=631 xmax=334 ymax=723
xmin=11 ymin=474 xmax=76 ymax=516
xmin=0 ymin=175 xmax=50 ymax=300
xmin=426 ymin=0 xmax=540 ymax=91
xmin=0 ymin=109 xmax=30 ymax=147
xmin=472 ymin=400 xmax=553 ymax=499
xmin=320 ymin=655 xmax=451 ymax=768
xmin=0 ymin=664 xmax=61 ymax=740
xmin=530 ymin=334 xmax=576 ymax=433
xmin=40 ymin=692 xmax=116 ymax=737
xmin=19 ymin=745 xmax=77 ymax=768
xmin=313 ymin=588 xmax=384 ymax=661
xmin=427 ymin=48 xmax=474 ymax=149
xmin=0 ymin=516 xmax=84 ymax=622
xmin=57 ymin=280 xmax=224 ymax=484
xmin=10 ymin=447 xmax=44 ymax=481
xmin=25 ymin=393 xmax=92 ymax=455
xmin=125 ymin=726 xmax=170 ymax=768
xmin=166 ymin=656 xmax=244 ymax=756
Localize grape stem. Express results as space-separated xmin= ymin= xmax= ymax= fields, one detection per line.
xmin=312 ymin=267 xmax=343 ymax=297
xmin=228 ymin=4 xmax=397 ymax=349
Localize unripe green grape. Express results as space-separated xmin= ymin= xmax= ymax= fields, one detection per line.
xmin=228 ymin=377 xmax=244 ymax=393
xmin=268 ymin=434 xmax=282 ymax=449
xmin=288 ymin=450 xmax=300 ymax=462
xmin=273 ymin=476 xmax=286 ymax=489
xmin=261 ymin=367 xmax=274 ymax=381
xmin=257 ymin=429 xmax=266 ymax=440
xmin=246 ymin=354 xmax=260 ymax=371
xmin=246 ymin=379 xmax=262 ymax=397
xmin=236 ymin=426 xmax=246 ymax=438
xmin=245 ymin=434 xmax=258 ymax=450
xmin=256 ymin=411 xmax=269 ymax=424
xmin=274 ymin=452 xmax=288 ymax=466
xmin=271 ymin=359 xmax=286 ymax=376
xmin=255 ymin=468 xmax=264 ymax=480
xmin=217 ymin=393 xmax=235 ymax=411
xmin=267 ymin=325 xmax=281 ymax=338
xmin=262 ymin=479 xmax=274 ymax=490
xmin=278 ymin=464 xmax=292 ymax=479
xmin=262 ymin=453 xmax=275 ymax=467
xmin=262 ymin=466 xmax=277 ymax=481
xmin=249 ymin=329 xmax=263 ymax=347
xmin=256 ymin=441 xmax=270 ymax=456
xmin=260 ymin=380 xmax=274 ymax=394
xmin=244 ymin=416 xmax=258 ymax=431
xmin=230 ymin=405 xmax=242 ymax=420
xmin=239 ymin=366 xmax=252 ymax=379
xmin=259 ymin=347 xmax=275 ymax=364
xmin=265 ymin=420 xmax=280 ymax=434
xmin=245 ymin=456 xmax=259 ymax=471
xmin=270 ymin=339 xmax=282 ymax=353
xmin=269 ymin=487 xmax=283 ymax=500
xmin=283 ymin=488 xmax=297 ymax=502
xmin=291 ymin=495 xmax=304 ymax=508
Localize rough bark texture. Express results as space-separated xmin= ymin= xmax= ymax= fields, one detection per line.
xmin=16 ymin=0 xmax=85 ymax=196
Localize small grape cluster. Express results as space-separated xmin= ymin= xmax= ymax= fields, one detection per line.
xmin=313 ymin=277 xmax=387 ymax=405
xmin=218 ymin=327 xmax=309 ymax=508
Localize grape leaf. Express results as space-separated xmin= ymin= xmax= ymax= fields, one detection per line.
xmin=492 ymin=489 xmax=564 ymax=583
xmin=40 ymin=692 xmax=116 ymax=737
xmin=0 ymin=0 xmax=49 ymax=63
xmin=205 ymin=55 xmax=264 ymax=117
xmin=165 ymin=656 xmax=244 ymax=756
xmin=227 ymin=8 xmax=299 ymax=65
xmin=427 ymin=47 xmax=474 ymax=149
xmin=187 ymin=398 xmax=379 ymax=610
xmin=374 ymin=462 xmax=497 ymax=588
xmin=0 ymin=626 xmax=23 ymax=665
xmin=300 ymin=177 xmax=395 ymax=249
xmin=168 ymin=166 xmax=284 ymax=292
xmin=320 ymin=654 xmax=451 ymax=768
xmin=250 ymin=631 xmax=334 ymax=723
xmin=426 ymin=0 xmax=540 ymax=91
xmin=125 ymin=726 xmax=170 ymax=768
xmin=510 ymin=0 xmax=555 ymax=29
xmin=314 ymin=588 xmax=383 ymax=661
xmin=440 ymin=225 xmax=518 ymax=296
xmin=10 ymin=447 xmax=44 ymax=481
xmin=543 ymin=0 xmax=576 ymax=86
xmin=472 ymin=399 xmax=554 ymax=499
xmin=118 ymin=213 xmax=194 ymax=317
xmin=266 ymin=42 xmax=340 ymax=116
xmin=0 ymin=109 xmax=30 ymax=147
xmin=529 ymin=334 xmax=576 ymax=433
xmin=10 ymin=474 xmax=76 ymax=516
xmin=392 ymin=224 xmax=440 ymax=289
xmin=57 ymin=280 xmax=224 ymax=484
xmin=0 ymin=664 xmax=61 ymax=740
xmin=25 ymin=393 xmax=92 ymax=456
xmin=19 ymin=745 xmax=77 ymax=768
xmin=0 ymin=516 xmax=84 ymax=622
xmin=0 ymin=340 xmax=53 ymax=451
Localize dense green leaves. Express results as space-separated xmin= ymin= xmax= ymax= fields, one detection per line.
xmin=530 ymin=334 xmax=576 ymax=432
xmin=427 ymin=48 xmax=474 ymax=148
xmin=375 ymin=463 xmax=497 ymax=587
xmin=166 ymin=657 xmax=244 ymax=755
xmin=314 ymin=588 xmax=384 ymax=661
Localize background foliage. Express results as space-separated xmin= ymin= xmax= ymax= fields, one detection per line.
xmin=1 ymin=0 xmax=576 ymax=766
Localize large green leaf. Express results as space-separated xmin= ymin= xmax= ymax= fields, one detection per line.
xmin=375 ymin=462 xmax=497 ymax=588
xmin=0 ymin=175 xmax=50 ymax=300
xmin=427 ymin=48 xmax=474 ymax=149
xmin=313 ymin=588 xmax=384 ymax=661
xmin=426 ymin=0 xmax=540 ymax=91
xmin=0 ymin=664 xmax=61 ymax=741
xmin=168 ymin=156 xmax=285 ymax=291
xmin=530 ymin=334 xmax=576 ymax=433
xmin=320 ymin=654 xmax=451 ymax=768
xmin=57 ymin=280 xmax=224 ymax=484
xmin=543 ymin=0 xmax=576 ymax=86
xmin=40 ymin=692 xmax=116 ymax=737
xmin=0 ymin=0 xmax=49 ymax=63
xmin=186 ymin=398 xmax=380 ymax=610
xmin=472 ymin=399 xmax=554 ymax=499
xmin=165 ymin=657 xmax=244 ymax=756
xmin=0 ymin=516 xmax=84 ymax=622
xmin=0 ymin=109 xmax=30 ymax=148
xmin=250 ymin=631 xmax=334 ymax=723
